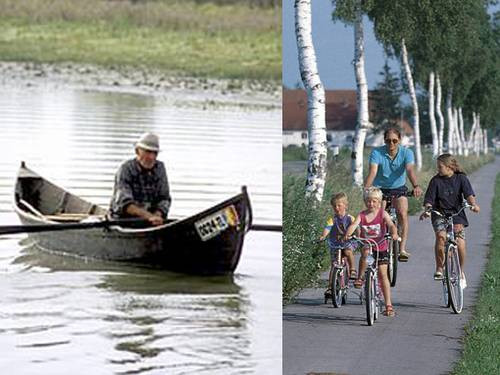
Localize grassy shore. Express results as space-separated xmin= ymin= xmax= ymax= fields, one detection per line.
xmin=452 ymin=173 xmax=500 ymax=374
xmin=0 ymin=0 xmax=280 ymax=81
xmin=283 ymin=147 xmax=494 ymax=303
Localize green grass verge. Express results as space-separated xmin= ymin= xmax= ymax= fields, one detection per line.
xmin=283 ymin=148 xmax=494 ymax=303
xmin=0 ymin=0 xmax=280 ymax=80
xmin=452 ymin=172 xmax=500 ymax=374
xmin=283 ymin=145 xmax=308 ymax=162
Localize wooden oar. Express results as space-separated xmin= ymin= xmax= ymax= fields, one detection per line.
xmin=0 ymin=219 xmax=282 ymax=235
xmin=0 ymin=218 xmax=150 ymax=236
xmin=250 ymin=224 xmax=282 ymax=232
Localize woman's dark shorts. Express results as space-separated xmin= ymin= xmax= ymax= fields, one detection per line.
xmin=381 ymin=186 xmax=408 ymax=199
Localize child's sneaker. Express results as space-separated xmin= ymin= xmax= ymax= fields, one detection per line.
xmin=353 ymin=279 xmax=363 ymax=289
xmin=433 ymin=270 xmax=444 ymax=280
xmin=398 ymin=249 xmax=410 ymax=262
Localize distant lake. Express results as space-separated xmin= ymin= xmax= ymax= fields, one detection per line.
xmin=0 ymin=86 xmax=281 ymax=374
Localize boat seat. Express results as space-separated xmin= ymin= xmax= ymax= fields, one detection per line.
xmin=44 ymin=213 xmax=104 ymax=222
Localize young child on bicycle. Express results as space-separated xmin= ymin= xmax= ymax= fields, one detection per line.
xmin=318 ymin=192 xmax=358 ymax=299
xmin=344 ymin=187 xmax=399 ymax=317
xmin=419 ymin=154 xmax=480 ymax=286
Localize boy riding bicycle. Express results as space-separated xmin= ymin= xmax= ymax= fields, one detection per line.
xmin=419 ymin=154 xmax=480 ymax=287
xmin=318 ymin=193 xmax=357 ymax=299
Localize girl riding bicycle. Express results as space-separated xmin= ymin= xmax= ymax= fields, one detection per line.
xmin=419 ymin=154 xmax=480 ymax=286
xmin=318 ymin=193 xmax=358 ymax=299
xmin=344 ymin=187 xmax=399 ymax=317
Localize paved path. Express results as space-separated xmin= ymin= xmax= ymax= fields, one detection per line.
xmin=283 ymin=157 xmax=498 ymax=375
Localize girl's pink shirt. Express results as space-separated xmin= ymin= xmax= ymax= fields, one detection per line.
xmin=359 ymin=207 xmax=388 ymax=251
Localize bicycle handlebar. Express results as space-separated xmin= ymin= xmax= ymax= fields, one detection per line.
xmin=427 ymin=203 xmax=473 ymax=218
xmin=348 ymin=235 xmax=380 ymax=252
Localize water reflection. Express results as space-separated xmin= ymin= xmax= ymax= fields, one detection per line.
xmin=14 ymin=245 xmax=241 ymax=296
xmin=8 ymin=245 xmax=252 ymax=373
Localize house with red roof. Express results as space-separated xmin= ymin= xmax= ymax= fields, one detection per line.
xmin=283 ymin=89 xmax=414 ymax=148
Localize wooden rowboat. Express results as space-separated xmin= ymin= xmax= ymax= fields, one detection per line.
xmin=13 ymin=162 xmax=252 ymax=275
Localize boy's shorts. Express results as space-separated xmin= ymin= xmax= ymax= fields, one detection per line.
xmin=431 ymin=216 xmax=466 ymax=239
xmin=329 ymin=243 xmax=356 ymax=260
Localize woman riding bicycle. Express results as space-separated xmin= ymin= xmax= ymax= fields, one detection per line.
xmin=419 ymin=154 xmax=480 ymax=286
xmin=364 ymin=127 xmax=423 ymax=262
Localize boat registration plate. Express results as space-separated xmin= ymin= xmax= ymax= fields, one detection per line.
xmin=195 ymin=205 xmax=239 ymax=241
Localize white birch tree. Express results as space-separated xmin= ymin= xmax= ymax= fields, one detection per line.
xmin=483 ymin=129 xmax=488 ymax=154
xmin=458 ymin=108 xmax=468 ymax=156
xmin=295 ymin=0 xmax=328 ymax=202
xmin=474 ymin=113 xmax=482 ymax=156
xmin=436 ymin=73 xmax=445 ymax=155
xmin=401 ymin=39 xmax=422 ymax=170
xmin=332 ymin=0 xmax=371 ymax=186
xmin=428 ymin=72 xmax=439 ymax=158
xmin=351 ymin=4 xmax=371 ymax=186
xmin=453 ymin=108 xmax=463 ymax=155
xmin=446 ymin=90 xmax=454 ymax=153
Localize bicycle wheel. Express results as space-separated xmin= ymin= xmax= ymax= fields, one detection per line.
xmin=331 ymin=269 xmax=343 ymax=308
xmin=445 ymin=244 xmax=463 ymax=314
xmin=341 ymin=264 xmax=349 ymax=305
xmin=365 ymin=270 xmax=375 ymax=326
xmin=374 ymin=276 xmax=380 ymax=321
xmin=388 ymin=239 xmax=399 ymax=287
xmin=442 ymin=280 xmax=450 ymax=307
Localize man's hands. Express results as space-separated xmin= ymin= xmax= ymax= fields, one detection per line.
xmin=413 ymin=185 xmax=423 ymax=198
xmin=125 ymin=204 xmax=164 ymax=226
xmin=148 ymin=210 xmax=164 ymax=226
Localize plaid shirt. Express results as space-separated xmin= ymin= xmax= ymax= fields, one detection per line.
xmin=109 ymin=158 xmax=171 ymax=218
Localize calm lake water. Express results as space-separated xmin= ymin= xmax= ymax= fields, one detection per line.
xmin=0 ymin=86 xmax=281 ymax=374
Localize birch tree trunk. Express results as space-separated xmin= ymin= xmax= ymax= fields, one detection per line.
xmin=428 ymin=72 xmax=439 ymax=158
xmin=295 ymin=0 xmax=328 ymax=202
xmin=401 ymin=39 xmax=422 ymax=169
xmin=435 ymin=73 xmax=445 ymax=155
xmin=459 ymin=108 xmax=468 ymax=156
xmin=453 ymin=108 xmax=463 ymax=155
xmin=483 ymin=129 xmax=488 ymax=154
xmin=446 ymin=90 xmax=454 ymax=153
xmin=351 ymin=4 xmax=371 ymax=186
xmin=475 ymin=113 xmax=481 ymax=156
xmin=468 ymin=112 xmax=477 ymax=153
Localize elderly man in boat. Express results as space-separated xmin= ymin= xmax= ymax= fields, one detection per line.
xmin=109 ymin=132 xmax=171 ymax=226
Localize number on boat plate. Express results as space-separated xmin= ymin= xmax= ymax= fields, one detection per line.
xmin=195 ymin=205 xmax=239 ymax=241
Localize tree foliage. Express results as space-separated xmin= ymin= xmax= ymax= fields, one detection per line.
xmin=365 ymin=0 xmax=499 ymax=129
xmin=370 ymin=58 xmax=402 ymax=131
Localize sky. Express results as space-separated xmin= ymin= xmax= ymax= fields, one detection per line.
xmin=282 ymin=1 xmax=398 ymax=90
